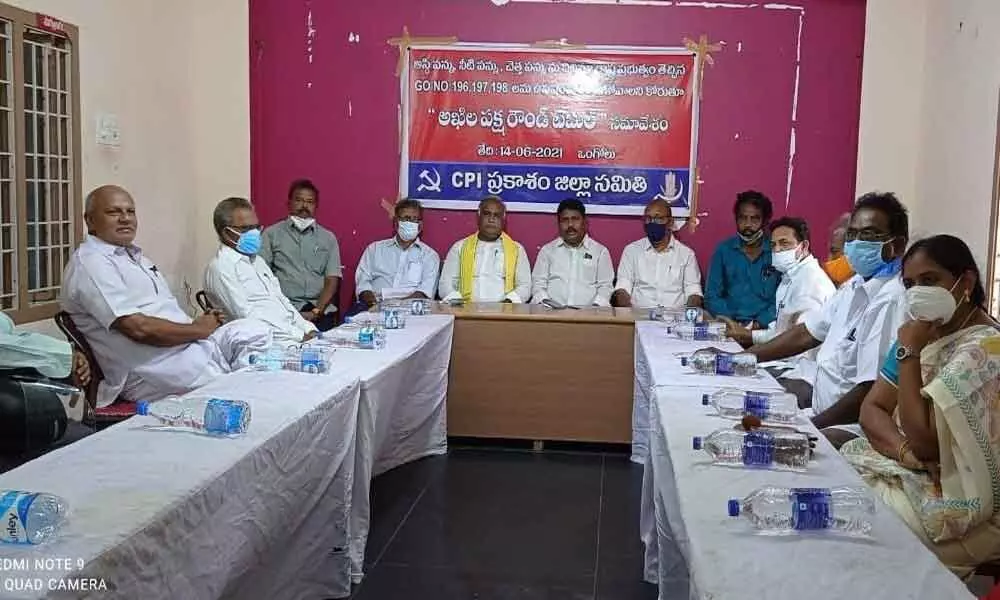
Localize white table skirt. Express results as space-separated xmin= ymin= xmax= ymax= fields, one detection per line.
xmin=0 ymin=372 xmax=362 ymax=600
xmin=333 ymin=314 xmax=453 ymax=583
xmin=641 ymin=384 xmax=974 ymax=600
xmin=632 ymin=321 xmax=783 ymax=462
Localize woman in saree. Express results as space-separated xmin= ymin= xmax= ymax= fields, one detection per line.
xmin=841 ymin=234 xmax=1000 ymax=578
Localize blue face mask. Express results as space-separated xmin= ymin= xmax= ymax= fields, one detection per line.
xmin=230 ymin=228 xmax=262 ymax=256
xmin=645 ymin=222 xmax=668 ymax=244
xmin=843 ymin=239 xmax=891 ymax=278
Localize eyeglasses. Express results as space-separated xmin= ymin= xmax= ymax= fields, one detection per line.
xmin=397 ymin=216 xmax=422 ymax=223
xmin=229 ymin=225 xmax=261 ymax=233
xmin=644 ymin=217 xmax=670 ymax=225
xmin=844 ymin=229 xmax=893 ymax=243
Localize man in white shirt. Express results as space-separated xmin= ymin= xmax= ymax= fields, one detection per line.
xmin=531 ymin=199 xmax=614 ymax=307
xmin=354 ymin=199 xmax=440 ymax=310
xmin=60 ymin=185 xmax=272 ymax=407
xmin=439 ymin=196 xmax=531 ymax=303
xmin=749 ymin=192 xmax=909 ymax=447
xmin=612 ymin=199 xmax=703 ymax=309
xmin=204 ymin=197 xmax=316 ymax=345
xmin=723 ymin=217 xmax=836 ymax=405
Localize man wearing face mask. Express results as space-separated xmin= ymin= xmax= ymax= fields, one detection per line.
xmin=260 ymin=179 xmax=342 ymax=331
xmin=204 ymin=197 xmax=317 ymax=345
xmin=824 ymin=212 xmax=855 ymax=286
xmin=749 ymin=192 xmax=908 ymax=448
xmin=704 ymin=190 xmax=780 ymax=328
xmin=611 ymin=199 xmax=703 ymax=309
xmin=354 ymin=199 xmax=441 ymax=310
xmin=439 ymin=196 xmax=531 ymax=303
xmin=723 ymin=217 xmax=836 ymax=406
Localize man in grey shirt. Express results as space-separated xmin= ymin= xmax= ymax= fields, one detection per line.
xmin=260 ymin=179 xmax=341 ymax=331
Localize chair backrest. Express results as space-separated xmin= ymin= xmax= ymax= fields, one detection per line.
xmin=195 ymin=290 xmax=213 ymax=313
xmin=53 ymin=311 xmax=103 ymax=408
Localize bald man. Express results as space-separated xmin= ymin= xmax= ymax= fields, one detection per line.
xmin=59 ymin=185 xmax=272 ymax=408
xmin=611 ymin=199 xmax=704 ymax=309
xmin=439 ymin=196 xmax=531 ymax=303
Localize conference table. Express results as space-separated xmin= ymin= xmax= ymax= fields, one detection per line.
xmin=634 ymin=321 xmax=974 ymax=599
xmin=441 ymin=302 xmax=637 ymax=443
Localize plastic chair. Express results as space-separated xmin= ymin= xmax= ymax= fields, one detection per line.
xmin=53 ymin=311 xmax=135 ymax=427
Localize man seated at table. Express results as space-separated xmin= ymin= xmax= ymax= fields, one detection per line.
xmin=722 ymin=217 xmax=836 ymax=407
xmin=705 ymin=190 xmax=779 ymax=328
xmin=439 ymin=195 xmax=531 ymax=303
xmin=748 ymin=192 xmax=908 ymax=447
xmin=204 ymin=196 xmax=316 ymax=345
xmin=354 ymin=198 xmax=440 ymax=311
xmin=60 ymin=185 xmax=272 ymax=407
xmin=531 ymin=198 xmax=614 ymax=307
xmin=260 ymin=179 xmax=341 ymax=331
xmin=611 ymin=199 xmax=703 ymax=309
xmin=824 ymin=211 xmax=855 ymax=286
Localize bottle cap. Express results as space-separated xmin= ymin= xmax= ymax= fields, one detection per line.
xmin=135 ymin=400 xmax=150 ymax=416
xmin=728 ymin=499 xmax=740 ymax=517
xmin=701 ymin=394 xmax=709 ymax=406
xmin=248 ymin=354 xmax=259 ymax=365
xmin=680 ymin=357 xmax=688 ymax=367
xmin=692 ymin=436 xmax=702 ymax=450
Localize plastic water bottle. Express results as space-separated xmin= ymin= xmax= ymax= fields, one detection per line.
xmin=248 ymin=346 xmax=333 ymax=373
xmin=672 ymin=322 xmax=726 ymax=341
xmin=408 ymin=298 xmax=432 ymax=315
xmin=136 ymin=396 xmax=251 ymax=437
xmin=682 ymin=349 xmax=757 ymax=376
xmin=728 ymin=486 xmax=876 ymax=536
xmin=381 ymin=307 xmax=407 ymax=329
xmin=703 ymin=389 xmax=799 ymax=424
xmin=693 ymin=428 xmax=810 ymax=471
xmin=316 ymin=324 xmax=386 ymax=350
xmin=0 ymin=490 xmax=68 ymax=545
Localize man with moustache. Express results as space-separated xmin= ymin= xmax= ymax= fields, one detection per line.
xmin=531 ymin=198 xmax=613 ymax=307
xmin=260 ymin=179 xmax=342 ymax=331
xmin=60 ymin=185 xmax=272 ymax=408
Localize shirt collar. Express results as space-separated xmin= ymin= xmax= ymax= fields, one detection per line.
xmin=286 ymin=217 xmax=316 ymax=233
xmin=642 ymin=235 xmax=676 ymax=253
xmin=219 ymin=244 xmax=253 ymax=264
xmin=558 ymin=235 xmax=593 ymax=250
xmin=84 ymin=234 xmax=142 ymax=257
xmin=727 ymin=235 xmax=771 ymax=252
xmin=391 ymin=236 xmax=424 ymax=251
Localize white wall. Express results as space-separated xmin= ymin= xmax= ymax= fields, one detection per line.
xmin=858 ymin=0 xmax=1000 ymax=264
xmin=6 ymin=0 xmax=250 ymax=335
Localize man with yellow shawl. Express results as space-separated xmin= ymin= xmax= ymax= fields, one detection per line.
xmin=439 ymin=196 xmax=531 ymax=303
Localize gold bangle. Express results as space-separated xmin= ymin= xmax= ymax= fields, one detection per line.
xmin=897 ymin=438 xmax=912 ymax=463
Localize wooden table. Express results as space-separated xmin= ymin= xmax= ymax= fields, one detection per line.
xmin=440 ymin=303 xmax=638 ymax=443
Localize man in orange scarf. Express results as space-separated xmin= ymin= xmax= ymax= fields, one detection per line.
xmin=439 ymin=196 xmax=532 ymax=303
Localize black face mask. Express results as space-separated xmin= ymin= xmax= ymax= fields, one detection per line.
xmin=645 ymin=222 xmax=668 ymax=244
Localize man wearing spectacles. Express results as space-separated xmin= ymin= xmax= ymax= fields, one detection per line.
xmin=354 ymin=199 xmax=441 ymax=311
xmin=749 ymin=192 xmax=908 ymax=448
xmin=611 ymin=199 xmax=703 ymax=309
xmin=705 ymin=190 xmax=780 ymax=329
xmin=439 ymin=196 xmax=531 ymax=303
xmin=204 ymin=197 xmax=317 ymax=345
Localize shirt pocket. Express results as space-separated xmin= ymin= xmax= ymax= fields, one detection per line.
xmin=306 ymin=246 xmax=331 ymax=275
xmin=404 ymin=260 xmax=423 ymax=286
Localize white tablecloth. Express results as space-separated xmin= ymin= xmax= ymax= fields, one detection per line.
xmin=0 ymin=372 xmax=362 ymax=600
xmin=334 ymin=314 xmax=453 ymax=582
xmin=640 ymin=383 xmax=974 ymax=600
xmin=632 ymin=322 xmax=785 ymax=462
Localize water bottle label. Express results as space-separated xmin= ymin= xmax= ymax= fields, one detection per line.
xmin=411 ymin=300 xmax=426 ymax=315
xmin=382 ymin=309 xmax=401 ymax=329
xmin=358 ymin=326 xmax=375 ymax=347
xmin=692 ymin=324 xmax=711 ymax=341
xmin=743 ymin=392 xmax=770 ymax=419
xmin=715 ymin=354 xmax=735 ymax=376
xmin=204 ymin=399 xmax=246 ymax=435
xmin=742 ymin=430 xmax=775 ymax=466
xmin=684 ymin=307 xmax=701 ymax=323
xmin=300 ymin=348 xmax=324 ymax=373
xmin=791 ymin=488 xmax=832 ymax=530
xmin=0 ymin=491 xmax=36 ymax=544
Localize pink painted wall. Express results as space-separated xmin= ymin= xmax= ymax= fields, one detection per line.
xmin=249 ymin=0 xmax=866 ymax=308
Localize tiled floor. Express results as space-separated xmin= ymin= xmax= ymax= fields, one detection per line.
xmin=351 ymin=445 xmax=661 ymax=600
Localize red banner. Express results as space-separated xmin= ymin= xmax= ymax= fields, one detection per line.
xmin=402 ymin=45 xmax=698 ymax=214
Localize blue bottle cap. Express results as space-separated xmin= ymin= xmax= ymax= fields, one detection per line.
xmin=701 ymin=394 xmax=709 ymax=406
xmin=135 ymin=400 xmax=150 ymax=416
xmin=692 ymin=436 xmax=702 ymax=450
xmin=728 ymin=499 xmax=741 ymax=517
xmin=248 ymin=354 xmax=259 ymax=365
xmin=680 ymin=357 xmax=688 ymax=367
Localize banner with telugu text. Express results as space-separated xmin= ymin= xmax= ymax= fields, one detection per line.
xmin=400 ymin=44 xmax=699 ymax=216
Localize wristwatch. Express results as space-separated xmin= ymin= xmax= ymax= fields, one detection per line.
xmin=895 ymin=344 xmax=916 ymax=362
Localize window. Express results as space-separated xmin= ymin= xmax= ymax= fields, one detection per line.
xmin=0 ymin=5 xmax=80 ymax=323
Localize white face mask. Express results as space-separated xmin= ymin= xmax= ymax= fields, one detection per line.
xmin=290 ymin=215 xmax=315 ymax=231
xmin=397 ymin=220 xmax=420 ymax=242
xmin=904 ymin=280 xmax=961 ymax=323
xmin=771 ymin=246 xmax=802 ymax=274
